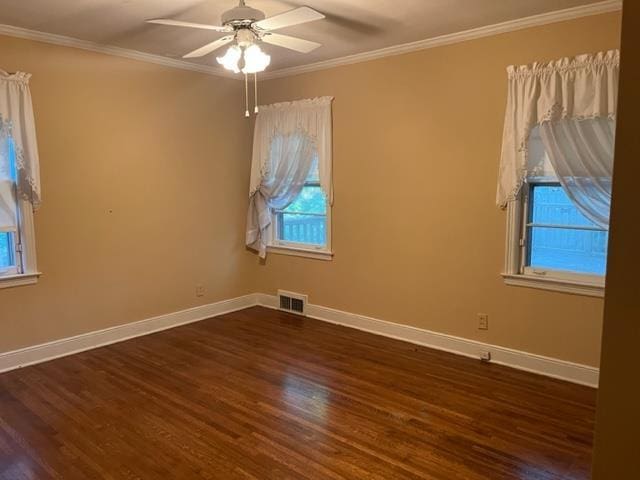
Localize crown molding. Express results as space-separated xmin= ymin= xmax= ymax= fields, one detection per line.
xmin=262 ymin=0 xmax=622 ymax=80
xmin=0 ymin=0 xmax=622 ymax=81
xmin=0 ymin=23 xmax=236 ymax=79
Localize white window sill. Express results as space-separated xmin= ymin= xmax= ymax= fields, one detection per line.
xmin=0 ymin=272 xmax=41 ymax=290
xmin=267 ymin=245 xmax=334 ymax=261
xmin=502 ymin=273 xmax=604 ymax=298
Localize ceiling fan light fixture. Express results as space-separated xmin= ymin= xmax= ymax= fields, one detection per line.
xmin=150 ymin=1 xmax=326 ymax=116
xmin=216 ymin=44 xmax=242 ymax=73
xmin=242 ymin=44 xmax=271 ymax=74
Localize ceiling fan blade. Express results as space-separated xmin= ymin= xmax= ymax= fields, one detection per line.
xmin=147 ymin=19 xmax=231 ymax=33
xmin=254 ymin=7 xmax=325 ymax=31
xmin=183 ymin=36 xmax=234 ymax=58
xmin=262 ymin=33 xmax=321 ymax=53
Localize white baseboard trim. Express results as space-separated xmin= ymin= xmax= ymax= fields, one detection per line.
xmin=0 ymin=294 xmax=258 ymax=374
xmin=1 ymin=292 xmax=599 ymax=388
xmin=255 ymin=293 xmax=599 ymax=388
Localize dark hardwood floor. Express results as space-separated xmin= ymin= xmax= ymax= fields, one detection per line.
xmin=0 ymin=307 xmax=596 ymax=479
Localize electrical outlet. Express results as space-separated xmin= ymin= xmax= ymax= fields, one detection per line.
xmin=478 ymin=313 xmax=489 ymax=330
xmin=195 ymin=284 xmax=206 ymax=297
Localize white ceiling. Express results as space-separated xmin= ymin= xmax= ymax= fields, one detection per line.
xmin=0 ymin=0 xmax=614 ymax=73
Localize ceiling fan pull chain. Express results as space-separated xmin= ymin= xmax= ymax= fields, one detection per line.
xmin=244 ymin=72 xmax=250 ymax=118
xmin=254 ymin=73 xmax=259 ymax=114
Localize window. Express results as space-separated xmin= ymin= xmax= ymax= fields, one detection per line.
xmin=0 ymin=131 xmax=38 ymax=288
xmin=504 ymin=179 xmax=607 ymax=297
xmin=526 ymin=183 xmax=608 ymax=276
xmin=270 ymin=159 xmax=332 ymax=260
xmin=1 ymin=136 xmax=18 ymax=276
xmin=246 ymin=97 xmax=333 ymax=259
xmin=503 ymin=129 xmax=607 ymax=297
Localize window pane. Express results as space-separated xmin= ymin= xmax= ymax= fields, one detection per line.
xmin=284 ymin=186 xmax=326 ymax=215
xmin=0 ymin=232 xmax=13 ymax=268
xmin=531 ymin=185 xmax=598 ymax=227
xmin=528 ymin=184 xmax=608 ymax=276
xmin=279 ymin=213 xmax=326 ymax=246
xmin=275 ymin=160 xmax=328 ymax=247
xmin=529 ymin=227 xmax=608 ymax=275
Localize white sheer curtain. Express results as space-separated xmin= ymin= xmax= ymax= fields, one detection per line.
xmin=539 ymin=117 xmax=615 ymax=229
xmin=497 ymin=50 xmax=619 ymax=208
xmin=0 ymin=117 xmax=17 ymax=232
xmin=246 ymin=133 xmax=316 ymax=256
xmin=0 ymin=71 xmax=41 ymax=208
xmin=246 ymin=97 xmax=333 ymax=257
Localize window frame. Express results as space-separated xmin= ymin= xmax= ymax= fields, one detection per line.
xmin=268 ymin=178 xmax=333 ymax=261
xmin=502 ymin=177 xmax=605 ymax=297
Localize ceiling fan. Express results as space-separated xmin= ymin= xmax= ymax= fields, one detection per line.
xmin=148 ymin=0 xmax=325 ymax=71
xmin=148 ymin=1 xmax=325 ymax=116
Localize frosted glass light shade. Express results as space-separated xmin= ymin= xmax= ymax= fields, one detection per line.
xmin=216 ymin=45 xmax=242 ymax=73
xmin=242 ymin=44 xmax=271 ymax=74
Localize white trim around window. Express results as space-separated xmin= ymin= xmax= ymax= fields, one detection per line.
xmin=502 ymin=272 xmax=604 ymax=297
xmin=0 ymin=199 xmax=40 ymax=289
xmin=267 ymin=244 xmax=334 ymax=261
xmin=502 ymin=187 xmax=605 ymax=298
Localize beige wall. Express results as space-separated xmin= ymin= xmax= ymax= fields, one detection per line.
xmin=593 ymin=2 xmax=640 ymax=477
xmin=0 ymin=12 xmax=623 ymax=370
xmin=255 ymin=12 xmax=622 ymax=367
xmin=0 ymin=35 xmax=256 ymax=353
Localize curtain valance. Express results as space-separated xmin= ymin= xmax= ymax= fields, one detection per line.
xmin=0 ymin=71 xmax=41 ymax=208
xmin=496 ymin=50 xmax=619 ymax=207
xmin=249 ymin=96 xmax=333 ymax=203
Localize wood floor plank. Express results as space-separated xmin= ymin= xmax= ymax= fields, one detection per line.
xmin=0 ymin=307 xmax=596 ymax=479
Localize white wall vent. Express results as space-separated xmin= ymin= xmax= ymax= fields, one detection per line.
xmin=277 ymin=290 xmax=307 ymax=315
